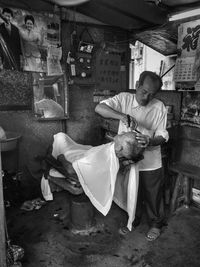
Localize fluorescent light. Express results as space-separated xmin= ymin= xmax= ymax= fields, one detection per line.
xmin=49 ymin=0 xmax=90 ymax=6
xmin=169 ymin=8 xmax=200 ymax=21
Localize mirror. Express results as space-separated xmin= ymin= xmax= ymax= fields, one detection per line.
xmin=32 ymin=73 xmax=68 ymax=119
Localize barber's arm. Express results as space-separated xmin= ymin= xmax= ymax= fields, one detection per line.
xmin=136 ymin=134 xmax=166 ymax=148
xmin=95 ymin=102 xmax=136 ymax=129
xmin=95 ymin=103 xmax=126 ymax=122
xmin=136 ymin=105 xmax=168 ymax=148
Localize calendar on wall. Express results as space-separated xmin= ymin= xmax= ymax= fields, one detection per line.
xmin=174 ymin=20 xmax=200 ymax=83
xmin=174 ymin=57 xmax=197 ymax=82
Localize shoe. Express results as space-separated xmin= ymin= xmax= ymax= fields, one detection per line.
xmin=145 ymin=227 xmax=161 ymax=242
xmin=119 ymin=217 xmax=141 ymax=236
xmin=118 ymin=226 xmax=130 ymax=235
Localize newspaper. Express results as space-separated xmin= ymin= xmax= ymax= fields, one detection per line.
xmin=47 ymin=46 xmax=63 ymax=76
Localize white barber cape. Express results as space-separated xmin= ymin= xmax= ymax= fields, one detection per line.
xmin=52 ymin=132 xmax=139 ymax=231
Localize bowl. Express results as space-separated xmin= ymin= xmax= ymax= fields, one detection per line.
xmin=0 ymin=131 xmax=21 ymax=152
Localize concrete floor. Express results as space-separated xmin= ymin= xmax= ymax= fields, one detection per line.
xmin=7 ymin=191 xmax=200 ymax=267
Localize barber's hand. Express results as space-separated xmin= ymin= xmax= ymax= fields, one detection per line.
xmin=136 ymin=133 xmax=150 ymax=148
xmin=121 ymin=114 xmax=137 ymax=130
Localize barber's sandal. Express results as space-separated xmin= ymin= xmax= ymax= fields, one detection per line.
xmin=145 ymin=227 xmax=161 ymax=241
xmin=118 ymin=218 xmax=140 ymax=236
xmin=118 ymin=226 xmax=130 ymax=235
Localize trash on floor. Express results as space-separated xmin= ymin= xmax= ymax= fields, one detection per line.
xmin=7 ymin=243 xmax=24 ymax=267
xmin=20 ymin=198 xmax=46 ymax=211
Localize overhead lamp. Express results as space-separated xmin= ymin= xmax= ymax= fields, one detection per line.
xmin=49 ymin=0 xmax=90 ymax=6
xmin=169 ymin=8 xmax=200 ymax=21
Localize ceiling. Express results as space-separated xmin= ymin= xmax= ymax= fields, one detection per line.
xmin=0 ymin=0 xmax=200 ymax=55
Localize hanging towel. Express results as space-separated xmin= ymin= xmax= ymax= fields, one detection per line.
xmin=41 ymin=175 xmax=53 ymax=201
xmin=113 ymin=165 xmax=139 ymax=230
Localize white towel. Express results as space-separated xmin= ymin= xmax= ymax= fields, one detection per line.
xmin=51 ymin=132 xmax=139 ymax=231
xmin=41 ymin=175 xmax=53 ymax=201
xmin=113 ymin=165 xmax=139 ymax=230
xmin=73 ymin=140 xmax=119 ymax=216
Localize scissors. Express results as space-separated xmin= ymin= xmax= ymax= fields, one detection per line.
xmin=127 ymin=114 xmax=141 ymax=134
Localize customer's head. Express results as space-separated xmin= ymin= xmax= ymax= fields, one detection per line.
xmin=136 ymin=71 xmax=162 ymax=106
xmin=2 ymin=8 xmax=13 ymax=25
xmin=24 ymin=15 xmax=35 ymax=31
xmin=114 ymin=132 xmax=144 ymax=163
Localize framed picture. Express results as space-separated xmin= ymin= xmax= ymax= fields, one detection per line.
xmin=0 ymin=6 xmax=61 ymax=73
xmin=181 ymin=91 xmax=200 ymax=125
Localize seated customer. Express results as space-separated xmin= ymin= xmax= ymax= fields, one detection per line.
xmin=50 ymin=131 xmax=144 ymax=230
xmin=55 ymin=131 xmax=144 ymax=179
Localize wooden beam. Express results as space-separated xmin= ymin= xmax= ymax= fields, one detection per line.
xmin=77 ymin=2 xmax=148 ymax=30
xmin=94 ymin=0 xmax=168 ymax=25
xmin=161 ymin=0 xmax=200 ymax=6
xmin=97 ymin=0 xmax=167 ymax=25
xmin=0 ymin=144 xmax=7 ymax=267
xmin=61 ymin=9 xmax=106 ymax=25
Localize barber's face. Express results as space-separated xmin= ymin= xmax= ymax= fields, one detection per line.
xmin=136 ymin=76 xmax=160 ymax=106
xmin=3 ymin=12 xmax=12 ymax=25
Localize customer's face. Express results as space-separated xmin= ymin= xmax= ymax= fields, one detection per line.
xmin=136 ymin=76 xmax=160 ymax=106
xmin=114 ymin=132 xmax=144 ymax=161
xmin=26 ymin=20 xmax=34 ymax=31
xmin=3 ymin=12 xmax=12 ymax=25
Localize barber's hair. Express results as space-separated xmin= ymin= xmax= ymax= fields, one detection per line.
xmin=25 ymin=15 xmax=35 ymax=25
xmin=2 ymin=8 xmax=13 ymax=17
xmin=44 ymin=86 xmax=54 ymax=100
xmin=138 ymin=71 xmax=163 ymax=91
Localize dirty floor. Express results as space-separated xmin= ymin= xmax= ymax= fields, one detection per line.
xmin=7 ymin=191 xmax=200 ymax=267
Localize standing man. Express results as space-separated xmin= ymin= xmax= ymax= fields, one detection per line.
xmin=95 ymin=71 xmax=169 ymax=241
xmin=0 ymin=8 xmax=22 ymax=70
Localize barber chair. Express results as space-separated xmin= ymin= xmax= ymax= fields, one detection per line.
xmin=48 ymin=167 xmax=83 ymax=195
xmin=43 ymin=151 xmax=82 ymax=194
xmin=44 ymin=153 xmax=96 ymax=233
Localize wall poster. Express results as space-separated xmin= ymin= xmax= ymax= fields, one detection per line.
xmin=95 ymin=51 xmax=121 ymax=91
xmin=181 ymin=91 xmax=200 ymax=126
xmin=174 ymin=20 xmax=200 ymax=83
xmin=0 ymin=6 xmax=62 ymax=74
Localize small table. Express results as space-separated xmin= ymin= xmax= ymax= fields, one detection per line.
xmin=169 ymin=162 xmax=200 ymax=213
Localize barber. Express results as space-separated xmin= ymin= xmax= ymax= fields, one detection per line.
xmin=95 ymin=71 xmax=169 ymax=241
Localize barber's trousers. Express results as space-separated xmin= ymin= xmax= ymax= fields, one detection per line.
xmin=135 ymin=167 xmax=165 ymax=228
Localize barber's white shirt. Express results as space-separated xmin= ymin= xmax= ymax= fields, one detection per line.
xmin=101 ymin=92 xmax=169 ymax=171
